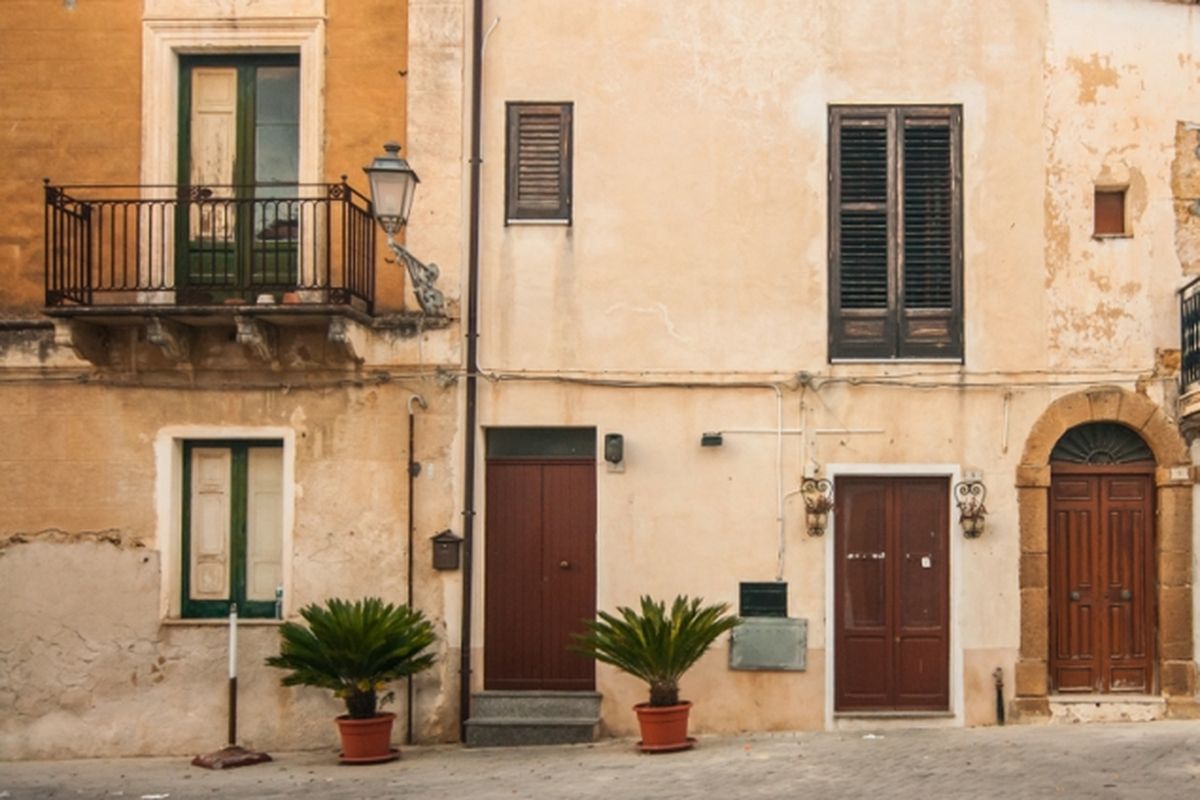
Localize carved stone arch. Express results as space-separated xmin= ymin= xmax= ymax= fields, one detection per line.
xmin=1013 ymin=386 xmax=1197 ymax=720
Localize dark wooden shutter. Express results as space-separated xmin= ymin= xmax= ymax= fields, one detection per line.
xmin=506 ymin=102 xmax=572 ymax=223
xmin=829 ymin=110 xmax=894 ymax=358
xmin=829 ymin=106 xmax=961 ymax=360
xmin=898 ymin=109 xmax=961 ymax=358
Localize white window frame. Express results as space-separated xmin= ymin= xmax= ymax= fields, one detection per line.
xmin=155 ymin=426 xmax=297 ymax=621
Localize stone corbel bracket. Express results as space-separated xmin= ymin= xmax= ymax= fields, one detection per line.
xmin=55 ymin=319 xmax=109 ymax=366
xmin=235 ymin=315 xmax=277 ymax=362
xmin=327 ymin=316 xmax=365 ymax=365
xmin=145 ymin=317 xmax=192 ymax=363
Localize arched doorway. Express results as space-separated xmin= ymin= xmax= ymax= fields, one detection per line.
xmin=1048 ymin=422 xmax=1155 ymax=693
xmin=1012 ymin=387 xmax=1196 ymax=719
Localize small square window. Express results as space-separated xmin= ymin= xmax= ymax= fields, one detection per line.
xmin=1094 ymin=188 xmax=1127 ymax=236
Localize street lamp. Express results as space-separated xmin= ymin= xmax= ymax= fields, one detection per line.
xmin=363 ymin=142 xmax=445 ymax=315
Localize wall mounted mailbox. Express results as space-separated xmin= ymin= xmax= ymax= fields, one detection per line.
xmin=431 ymin=529 xmax=463 ymax=571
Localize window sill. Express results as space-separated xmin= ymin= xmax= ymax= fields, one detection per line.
xmin=161 ymin=617 xmax=287 ymax=628
xmin=505 ymin=218 xmax=572 ymax=226
xmin=829 ymin=358 xmax=964 ymax=365
xmin=1092 ymin=233 xmax=1132 ymax=240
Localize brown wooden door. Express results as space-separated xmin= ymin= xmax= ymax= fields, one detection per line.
xmin=835 ymin=477 xmax=950 ymax=710
xmin=484 ymin=458 xmax=596 ymax=690
xmin=1050 ymin=470 xmax=1155 ymax=693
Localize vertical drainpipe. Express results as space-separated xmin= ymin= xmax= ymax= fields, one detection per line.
xmin=406 ymin=394 xmax=426 ymax=746
xmin=459 ymin=0 xmax=485 ymax=742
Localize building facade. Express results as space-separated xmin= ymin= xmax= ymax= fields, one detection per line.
xmin=2 ymin=0 xmax=1200 ymax=760
xmin=0 ymin=0 xmax=467 ymax=758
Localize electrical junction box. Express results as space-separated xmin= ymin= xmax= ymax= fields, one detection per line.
xmin=728 ymin=617 xmax=807 ymax=671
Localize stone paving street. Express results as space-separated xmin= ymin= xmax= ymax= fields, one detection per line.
xmin=2 ymin=721 xmax=1199 ymax=800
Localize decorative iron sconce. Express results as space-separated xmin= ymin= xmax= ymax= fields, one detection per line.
xmin=954 ymin=479 xmax=988 ymax=538
xmin=801 ymin=478 xmax=834 ymax=537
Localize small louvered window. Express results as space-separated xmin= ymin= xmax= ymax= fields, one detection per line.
xmin=506 ymin=102 xmax=572 ymax=223
xmin=829 ymin=106 xmax=962 ymax=360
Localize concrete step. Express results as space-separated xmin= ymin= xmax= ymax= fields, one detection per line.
xmin=464 ymin=716 xmax=600 ymax=748
xmin=465 ymin=691 xmax=602 ymax=747
xmin=1049 ymin=694 xmax=1166 ymax=724
xmin=471 ymin=690 xmax=602 ymax=720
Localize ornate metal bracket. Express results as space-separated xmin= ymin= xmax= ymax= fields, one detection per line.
xmin=385 ymin=234 xmax=445 ymax=317
xmin=801 ymin=477 xmax=834 ymax=537
xmin=954 ymin=479 xmax=988 ymax=538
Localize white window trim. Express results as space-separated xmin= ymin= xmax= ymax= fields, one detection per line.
xmin=155 ymin=426 xmax=297 ymax=620
xmin=141 ymin=10 xmax=325 ymax=189
xmin=822 ymin=463 xmax=965 ymax=729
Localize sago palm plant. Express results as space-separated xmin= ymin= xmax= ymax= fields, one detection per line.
xmin=575 ymin=595 xmax=740 ymax=707
xmin=266 ymin=597 xmax=436 ymax=719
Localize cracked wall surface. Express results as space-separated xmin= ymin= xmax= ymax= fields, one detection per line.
xmin=0 ymin=382 xmax=462 ymax=759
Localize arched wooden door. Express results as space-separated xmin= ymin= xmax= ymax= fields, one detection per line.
xmin=1049 ymin=423 xmax=1157 ymax=693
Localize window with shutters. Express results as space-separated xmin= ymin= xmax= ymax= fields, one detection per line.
xmin=181 ymin=440 xmax=284 ymax=619
xmin=828 ymin=106 xmax=962 ymax=360
xmin=506 ymin=102 xmax=573 ymax=223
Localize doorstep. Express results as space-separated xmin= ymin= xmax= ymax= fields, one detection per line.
xmin=1048 ymin=693 xmax=1165 ymax=724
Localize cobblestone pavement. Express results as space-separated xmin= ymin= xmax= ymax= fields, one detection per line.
xmin=2 ymin=721 xmax=1199 ymax=800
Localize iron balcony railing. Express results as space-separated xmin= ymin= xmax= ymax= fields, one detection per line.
xmin=1182 ymin=277 xmax=1200 ymax=390
xmin=45 ymin=182 xmax=375 ymax=312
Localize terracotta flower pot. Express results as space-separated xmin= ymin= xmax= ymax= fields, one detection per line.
xmin=335 ymin=712 xmax=398 ymax=764
xmin=634 ymin=701 xmax=694 ymax=752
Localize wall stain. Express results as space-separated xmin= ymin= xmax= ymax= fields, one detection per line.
xmin=1067 ymin=54 xmax=1120 ymax=104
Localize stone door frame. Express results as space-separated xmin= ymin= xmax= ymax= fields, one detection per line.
xmin=1013 ymin=387 xmax=1196 ymax=718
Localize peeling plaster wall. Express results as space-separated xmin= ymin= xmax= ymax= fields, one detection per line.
xmin=0 ymin=381 xmax=462 ymax=759
xmin=1043 ymin=0 xmax=1200 ymax=369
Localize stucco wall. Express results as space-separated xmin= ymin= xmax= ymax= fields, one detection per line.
xmin=463 ymin=0 xmax=1200 ymax=733
xmin=0 ymin=380 xmax=462 ymax=759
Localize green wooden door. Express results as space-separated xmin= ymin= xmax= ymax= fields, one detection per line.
xmin=177 ymin=56 xmax=300 ymax=302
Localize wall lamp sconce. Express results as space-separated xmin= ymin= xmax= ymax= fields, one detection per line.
xmin=363 ymin=142 xmax=446 ymax=316
xmin=700 ymin=432 xmax=724 ymax=447
xmin=802 ymin=478 xmax=834 ymax=537
xmin=954 ymin=479 xmax=988 ymax=538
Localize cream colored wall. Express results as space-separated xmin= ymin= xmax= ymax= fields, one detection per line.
xmin=467 ymin=0 xmax=1198 ymax=733
xmin=1044 ymin=0 xmax=1200 ymax=370
xmin=477 ymin=0 xmax=1047 ymax=373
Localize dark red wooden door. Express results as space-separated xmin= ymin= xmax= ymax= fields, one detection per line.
xmin=484 ymin=458 xmax=596 ymax=690
xmin=1050 ymin=471 xmax=1154 ymax=693
xmin=835 ymin=477 xmax=949 ymax=710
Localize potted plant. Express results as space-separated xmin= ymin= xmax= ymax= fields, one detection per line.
xmin=575 ymin=595 xmax=739 ymax=752
xmin=266 ymin=597 xmax=436 ymax=763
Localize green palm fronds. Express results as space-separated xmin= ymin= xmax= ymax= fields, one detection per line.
xmin=574 ymin=595 xmax=739 ymax=707
xmin=266 ymin=597 xmax=436 ymax=719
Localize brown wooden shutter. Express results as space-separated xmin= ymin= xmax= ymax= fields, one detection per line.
xmin=506 ymin=103 xmax=572 ymax=223
xmin=829 ymin=106 xmax=962 ymax=360
xmin=829 ymin=109 xmax=894 ymax=358
xmin=898 ymin=109 xmax=961 ymax=358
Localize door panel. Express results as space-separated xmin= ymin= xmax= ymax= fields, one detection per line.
xmin=485 ymin=458 xmax=596 ymax=691
xmin=1050 ymin=472 xmax=1154 ymax=693
xmin=836 ymin=477 xmax=949 ymax=711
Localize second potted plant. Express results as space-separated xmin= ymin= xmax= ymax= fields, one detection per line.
xmin=575 ymin=594 xmax=739 ymax=752
xmin=266 ymin=596 xmax=436 ymax=763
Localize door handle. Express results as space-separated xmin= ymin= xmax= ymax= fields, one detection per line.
xmin=559 ymin=560 xmax=570 ymax=570
xmin=1120 ymin=589 xmax=1132 ymax=601
xmin=1069 ymin=590 xmax=1081 ymax=601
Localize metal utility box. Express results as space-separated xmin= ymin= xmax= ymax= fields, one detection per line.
xmin=739 ymin=581 xmax=788 ymax=618
xmin=729 ymin=617 xmax=807 ymax=671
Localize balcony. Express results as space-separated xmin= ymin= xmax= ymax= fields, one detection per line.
xmin=44 ymin=182 xmax=379 ymax=366
xmin=1179 ymin=277 xmax=1200 ymax=426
